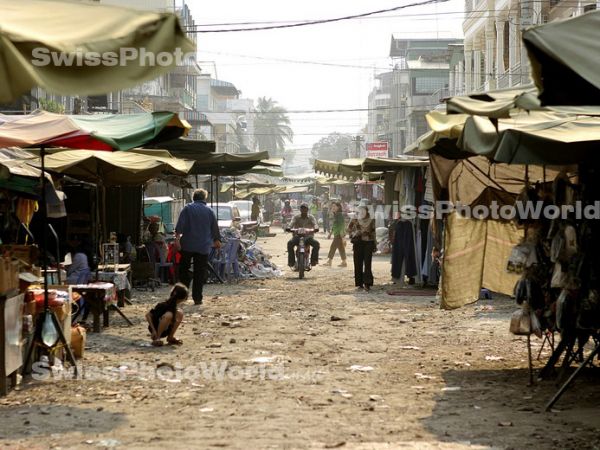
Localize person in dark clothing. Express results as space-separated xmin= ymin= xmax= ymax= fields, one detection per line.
xmin=391 ymin=219 xmax=417 ymax=283
xmin=287 ymin=203 xmax=320 ymax=268
xmin=251 ymin=196 xmax=261 ymax=221
xmin=347 ymin=206 xmax=376 ymax=291
xmin=175 ymin=189 xmax=221 ymax=305
xmin=145 ymin=283 xmax=188 ymax=347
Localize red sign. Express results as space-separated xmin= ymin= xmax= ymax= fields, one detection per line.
xmin=366 ymin=142 xmax=389 ymax=158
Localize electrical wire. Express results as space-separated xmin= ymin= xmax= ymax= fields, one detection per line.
xmin=190 ymin=3 xmax=585 ymax=28
xmin=183 ymin=0 xmax=451 ymax=33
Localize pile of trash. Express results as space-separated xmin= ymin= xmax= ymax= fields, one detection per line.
xmin=376 ymin=226 xmax=391 ymax=254
xmin=218 ymin=228 xmax=282 ymax=280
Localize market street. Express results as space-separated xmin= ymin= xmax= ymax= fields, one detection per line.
xmin=1 ymin=232 xmax=599 ymax=449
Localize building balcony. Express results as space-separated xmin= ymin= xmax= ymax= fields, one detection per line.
xmin=497 ymin=72 xmax=510 ymax=89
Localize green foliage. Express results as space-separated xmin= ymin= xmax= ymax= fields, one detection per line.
xmin=254 ymin=97 xmax=293 ymax=156
xmin=39 ymin=98 xmax=65 ymax=114
xmin=311 ymin=132 xmax=352 ymax=162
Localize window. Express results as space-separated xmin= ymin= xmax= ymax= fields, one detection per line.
xmin=411 ymin=76 xmax=447 ymax=95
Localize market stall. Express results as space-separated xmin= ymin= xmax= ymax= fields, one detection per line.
xmin=424 ymin=77 xmax=600 ymax=409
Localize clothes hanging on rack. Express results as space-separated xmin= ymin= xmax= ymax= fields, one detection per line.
xmin=391 ymin=220 xmax=417 ymax=280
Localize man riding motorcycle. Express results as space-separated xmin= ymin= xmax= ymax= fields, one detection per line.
xmin=287 ymin=203 xmax=320 ymax=269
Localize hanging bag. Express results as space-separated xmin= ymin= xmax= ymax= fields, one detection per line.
xmin=510 ymin=301 xmax=532 ymax=335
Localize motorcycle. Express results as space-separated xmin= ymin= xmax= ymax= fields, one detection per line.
xmin=286 ymin=227 xmax=318 ymax=279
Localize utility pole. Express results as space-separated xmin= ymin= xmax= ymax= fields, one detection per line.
xmin=351 ymin=135 xmax=364 ymax=158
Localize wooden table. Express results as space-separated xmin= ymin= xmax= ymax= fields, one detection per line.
xmin=96 ymin=265 xmax=132 ymax=307
xmin=71 ymin=283 xmax=132 ymax=333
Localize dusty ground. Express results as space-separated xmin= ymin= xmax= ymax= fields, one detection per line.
xmin=1 ymin=232 xmax=600 ymax=450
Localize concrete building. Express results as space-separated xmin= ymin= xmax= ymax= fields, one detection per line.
xmin=196 ymin=75 xmax=257 ymax=153
xmin=462 ymin=0 xmax=598 ymax=94
xmin=367 ymin=38 xmax=462 ymax=156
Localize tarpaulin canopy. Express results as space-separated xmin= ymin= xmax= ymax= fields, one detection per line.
xmin=458 ymin=110 xmax=600 ymax=165
xmin=186 ymin=151 xmax=273 ymax=175
xmin=0 ymin=147 xmax=53 ymax=196
xmin=441 ymin=212 xmax=522 ymax=309
xmin=0 ymin=0 xmax=195 ymax=103
xmin=523 ymin=10 xmax=600 ymax=106
xmin=315 ymin=157 xmax=428 ymax=179
xmin=144 ymin=196 xmax=174 ymax=205
xmin=31 ymin=149 xmax=193 ymax=186
xmin=446 ymin=86 xmax=541 ymax=119
xmin=145 ymin=138 xmax=216 ymax=155
xmin=343 ymin=156 xmax=428 ymax=172
xmin=0 ymin=111 xmax=190 ymax=150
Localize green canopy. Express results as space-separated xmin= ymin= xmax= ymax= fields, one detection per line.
xmin=0 ymin=0 xmax=195 ymax=103
xmin=0 ymin=111 xmax=190 ymax=150
xmin=523 ymin=11 xmax=600 ymax=106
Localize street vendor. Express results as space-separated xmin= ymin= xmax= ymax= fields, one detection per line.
xmin=64 ymin=240 xmax=92 ymax=285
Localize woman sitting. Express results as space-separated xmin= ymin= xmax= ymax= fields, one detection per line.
xmin=65 ymin=242 xmax=92 ymax=285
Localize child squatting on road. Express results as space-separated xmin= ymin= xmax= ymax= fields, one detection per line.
xmin=145 ymin=283 xmax=189 ymax=347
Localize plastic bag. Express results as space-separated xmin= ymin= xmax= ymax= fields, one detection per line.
xmin=507 ymin=243 xmax=536 ymax=273
xmin=550 ymin=262 xmax=567 ymax=288
xmin=555 ymin=289 xmax=568 ymax=332
xmin=530 ymin=311 xmax=542 ymax=338
xmin=510 ymin=302 xmax=532 ymax=335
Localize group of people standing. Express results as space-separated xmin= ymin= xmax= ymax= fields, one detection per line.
xmin=286 ymin=200 xmax=377 ymax=292
xmin=146 ymin=189 xmax=380 ymax=346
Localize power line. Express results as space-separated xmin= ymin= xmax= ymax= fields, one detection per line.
xmin=183 ymin=0 xmax=451 ymax=33
xmin=199 ymin=50 xmax=392 ymax=70
xmin=191 ymin=4 xmax=585 ymax=28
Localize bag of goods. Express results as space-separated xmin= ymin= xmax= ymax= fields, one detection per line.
xmin=70 ymin=324 xmax=86 ymax=358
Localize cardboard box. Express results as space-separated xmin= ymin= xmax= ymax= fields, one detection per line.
xmin=0 ymin=245 xmax=38 ymax=265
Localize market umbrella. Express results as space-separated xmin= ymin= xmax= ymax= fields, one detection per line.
xmin=31 ymin=149 xmax=193 ymax=186
xmin=0 ymin=0 xmax=195 ymax=370
xmin=523 ymin=10 xmax=600 ymax=106
xmin=0 ymin=0 xmax=194 ymax=103
xmin=0 ymin=110 xmax=190 ymax=150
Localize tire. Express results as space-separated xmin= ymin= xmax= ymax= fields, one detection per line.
xmin=297 ymin=252 xmax=305 ymax=279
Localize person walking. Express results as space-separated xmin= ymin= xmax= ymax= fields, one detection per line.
xmin=321 ymin=194 xmax=330 ymax=234
xmin=175 ymin=188 xmax=221 ymax=305
xmin=251 ymin=196 xmax=261 ymax=221
xmin=323 ymin=202 xmax=347 ymax=267
xmin=347 ymin=205 xmax=376 ymax=291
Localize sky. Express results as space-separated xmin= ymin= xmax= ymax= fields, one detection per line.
xmin=185 ymin=0 xmax=464 ymax=151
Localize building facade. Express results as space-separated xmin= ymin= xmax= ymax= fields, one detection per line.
xmin=196 ymin=76 xmax=257 ymax=153
xmin=367 ymin=38 xmax=462 ymax=156
xmin=461 ymin=0 xmax=598 ymax=94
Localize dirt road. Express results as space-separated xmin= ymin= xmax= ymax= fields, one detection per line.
xmin=1 ymin=232 xmax=599 ymax=449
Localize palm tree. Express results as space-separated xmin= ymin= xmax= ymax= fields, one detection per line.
xmin=254 ymin=97 xmax=293 ymax=157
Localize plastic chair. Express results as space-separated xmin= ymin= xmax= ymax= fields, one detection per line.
xmin=154 ymin=245 xmax=173 ymax=284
